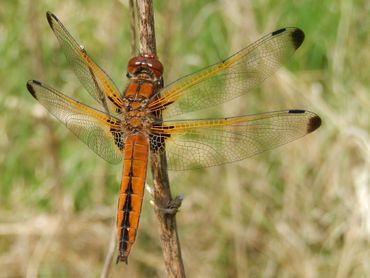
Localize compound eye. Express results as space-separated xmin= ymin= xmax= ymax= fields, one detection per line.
xmin=127 ymin=55 xmax=163 ymax=78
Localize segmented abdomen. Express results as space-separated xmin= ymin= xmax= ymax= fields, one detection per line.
xmin=116 ymin=133 xmax=149 ymax=263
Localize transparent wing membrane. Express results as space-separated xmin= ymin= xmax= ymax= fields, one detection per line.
xmin=27 ymin=80 xmax=124 ymax=164
xmin=46 ymin=12 xmax=124 ymax=116
xmin=150 ymin=110 xmax=320 ymax=170
xmin=149 ymin=28 xmax=304 ymax=118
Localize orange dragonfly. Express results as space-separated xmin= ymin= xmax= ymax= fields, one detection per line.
xmin=27 ymin=12 xmax=321 ymax=263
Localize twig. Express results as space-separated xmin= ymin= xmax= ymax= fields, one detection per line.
xmin=100 ymin=222 xmax=116 ymax=278
xmin=135 ymin=1 xmax=186 ymax=277
xmin=136 ymin=0 xmax=157 ymax=55
xmin=26 ymin=216 xmax=62 ymax=278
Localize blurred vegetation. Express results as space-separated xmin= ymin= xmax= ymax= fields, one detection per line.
xmin=1 ymin=0 xmax=370 ymax=277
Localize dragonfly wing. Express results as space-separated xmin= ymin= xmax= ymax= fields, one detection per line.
xmin=150 ymin=110 xmax=321 ymax=170
xmin=27 ymin=80 xmax=124 ymax=164
xmin=149 ymin=28 xmax=304 ymax=118
xmin=46 ymin=12 xmax=124 ymax=116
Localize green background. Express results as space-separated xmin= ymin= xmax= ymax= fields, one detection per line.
xmin=1 ymin=0 xmax=369 ymax=277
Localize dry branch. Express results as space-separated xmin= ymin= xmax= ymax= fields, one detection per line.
xmin=135 ymin=1 xmax=186 ymax=277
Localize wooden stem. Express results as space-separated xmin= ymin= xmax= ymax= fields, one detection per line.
xmin=136 ymin=0 xmax=157 ymax=55
xmin=135 ymin=1 xmax=186 ymax=277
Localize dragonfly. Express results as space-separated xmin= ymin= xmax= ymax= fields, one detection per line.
xmin=27 ymin=12 xmax=321 ymax=263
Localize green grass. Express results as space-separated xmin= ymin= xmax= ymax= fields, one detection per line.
xmin=1 ymin=0 xmax=370 ymax=277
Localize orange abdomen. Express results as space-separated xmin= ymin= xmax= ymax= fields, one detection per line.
xmin=116 ymin=133 xmax=149 ymax=263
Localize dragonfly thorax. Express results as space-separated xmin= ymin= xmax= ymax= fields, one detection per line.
xmin=122 ymin=97 xmax=153 ymax=133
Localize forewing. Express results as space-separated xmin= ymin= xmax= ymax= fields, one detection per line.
xmin=149 ymin=28 xmax=304 ymax=118
xmin=150 ymin=110 xmax=321 ymax=170
xmin=27 ymin=80 xmax=124 ymax=164
xmin=46 ymin=12 xmax=124 ymax=116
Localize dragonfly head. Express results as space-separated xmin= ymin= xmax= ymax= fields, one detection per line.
xmin=127 ymin=55 xmax=163 ymax=81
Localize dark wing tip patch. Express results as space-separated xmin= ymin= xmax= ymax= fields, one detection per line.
xmin=26 ymin=80 xmax=41 ymax=99
xmin=289 ymin=109 xmax=305 ymax=114
xmin=46 ymin=11 xmax=58 ymax=29
xmin=307 ymin=115 xmax=322 ymax=133
xmin=271 ymin=27 xmax=304 ymax=49
xmin=291 ymin=28 xmax=305 ymax=49
xmin=272 ymin=28 xmax=286 ymax=36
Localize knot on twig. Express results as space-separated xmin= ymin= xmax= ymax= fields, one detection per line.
xmin=150 ymin=194 xmax=184 ymax=215
xmin=162 ymin=194 xmax=184 ymax=215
